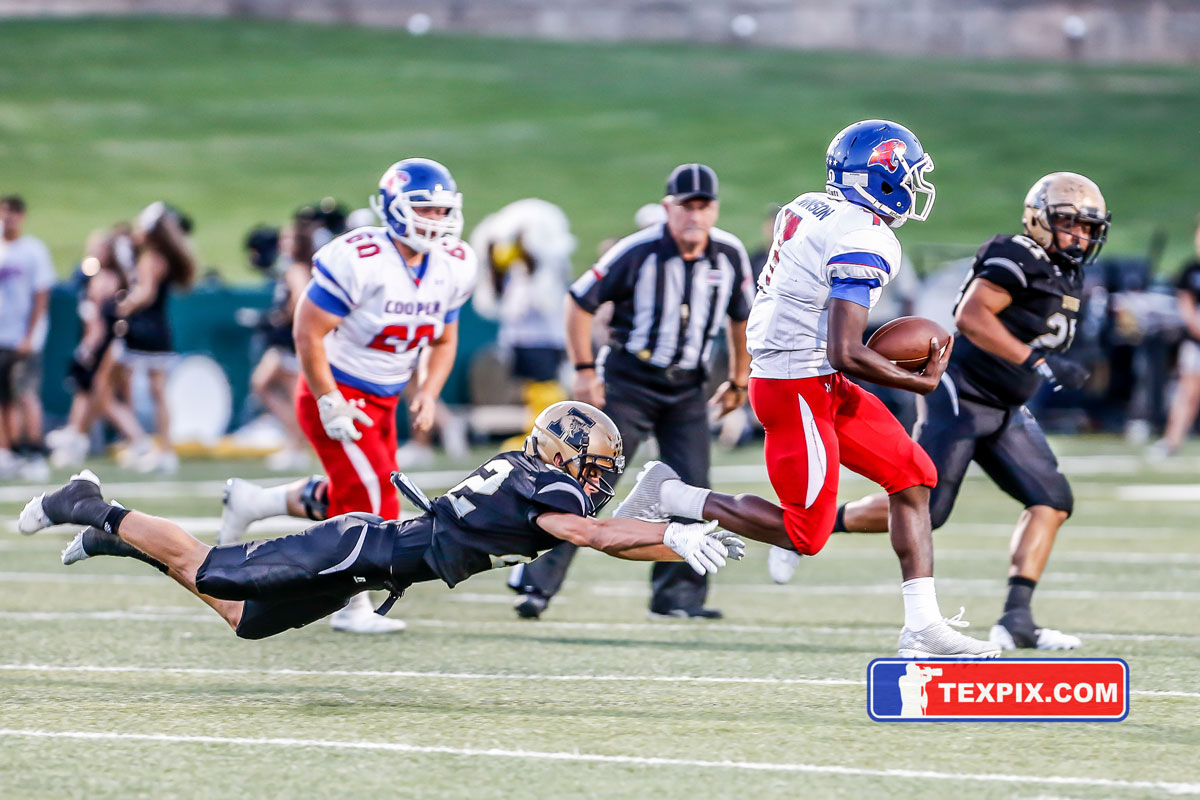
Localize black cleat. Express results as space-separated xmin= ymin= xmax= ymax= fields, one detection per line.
xmin=647 ymin=606 xmax=724 ymax=620
xmin=513 ymin=592 xmax=549 ymax=620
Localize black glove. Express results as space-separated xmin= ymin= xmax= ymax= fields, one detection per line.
xmin=1023 ymin=348 xmax=1088 ymax=391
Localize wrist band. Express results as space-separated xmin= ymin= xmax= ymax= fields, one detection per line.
xmin=574 ymin=362 xmax=596 ymax=371
xmin=730 ymin=382 xmax=747 ymax=392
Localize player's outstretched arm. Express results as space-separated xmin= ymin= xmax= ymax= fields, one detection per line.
xmin=827 ymin=298 xmax=950 ymax=395
xmin=410 ymin=321 xmax=458 ymax=433
xmin=535 ymin=513 xmax=737 ymax=575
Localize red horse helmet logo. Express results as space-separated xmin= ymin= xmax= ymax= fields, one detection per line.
xmin=386 ymin=170 xmax=411 ymax=192
xmin=868 ymin=139 xmax=908 ymax=172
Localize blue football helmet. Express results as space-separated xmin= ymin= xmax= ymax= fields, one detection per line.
xmin=825 ymin=120 xmax=935 ymax=227
xmin=370 ymin=158 xmax=463 ymax=251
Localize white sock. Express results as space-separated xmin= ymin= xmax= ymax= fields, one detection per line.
xmin=659 ymin=479 xmax=711 ymax=520
xmin=901 ymin=577 xmax=942 ymax=631
xmin=252 ymin=483 xmax=291 ymax=519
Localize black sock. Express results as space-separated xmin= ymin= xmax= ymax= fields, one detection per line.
xmin=81 ymin=526 xmax=167 ymax=574
xmin=832 ymin=505 xmax=847 ymax=533
xmin=100 ymin=505 xmax=131 ymax=536
xmin=1004 ymin=575 xmax=1037 ymax=613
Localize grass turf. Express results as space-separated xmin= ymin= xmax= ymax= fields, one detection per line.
xmin=2 ymin=17 xmax=1199 ymax=278
xmin=0 ymin=439 xmax=1198 ymax=798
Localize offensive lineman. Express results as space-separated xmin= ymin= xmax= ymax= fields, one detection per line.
xmin=219 ymin=158 xmax=477 ymax=633
xmin=812 ymin=173 xmax=1110 ymax=651
xmin=20 ymin=402 xmax=743 ymax=640
xmin=617 ymin=120 xmax=999 ymax=657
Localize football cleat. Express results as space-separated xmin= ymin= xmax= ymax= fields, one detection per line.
xmin=218 ymin=478 xmax=258 ymax=546
xmin=990 ymin=623 xmax=1081 ymax=651
xmin=767 ymin=545 xmax=803 ymax=584
xmin=330 ymin=592 xmax=406 ymax=634
xmin=62 ymin=522 xmax=168 ymax=573
xmin=612 ymin=460 xmax=680 ymax=522
xmin=898 ymin=608 xmax=1001 ymax=658
xmin=513 ymin=592 xmax=548 ymax=620
xmin=647 ymin=606 xmax=723 ymax=620
xmin=19 ymin=470 xmax=103 ymax=535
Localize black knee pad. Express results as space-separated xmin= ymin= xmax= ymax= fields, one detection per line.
xmin=300 ymin=475 xmax=329 ymax=520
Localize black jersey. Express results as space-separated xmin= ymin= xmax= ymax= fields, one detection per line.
xmin=1176 ymin=260 xmax=1200 ymax=304
xmin=424 ymin=451 xmax=595 ymax=587
xmin=951 ymin=234 xmax=1084 ymax=408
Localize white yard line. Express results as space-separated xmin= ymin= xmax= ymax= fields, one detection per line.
xmin=0 ymin=662 xmax=1193 ymax=699
xmin=0 ymin=728 xmax=1195 ymax=793
xmin=1 ymin=609 xmax=1197 ymax=645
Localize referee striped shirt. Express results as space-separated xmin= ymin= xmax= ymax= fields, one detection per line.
xmin=569 ymin=223 xmax=755 ymax=371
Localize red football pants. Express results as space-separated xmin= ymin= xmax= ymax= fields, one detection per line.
xmin=749 ymin=372 xmax=936 ymax=555
xmin=296 ymin=378 xmax=400 ymax=519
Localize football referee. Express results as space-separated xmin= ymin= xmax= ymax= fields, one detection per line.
xmin=507 ymin=163 xmax=755 ymax=618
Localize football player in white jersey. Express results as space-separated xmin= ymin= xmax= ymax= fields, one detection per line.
xmin=219 ymin=158 xmax=477 ymax=633
xmin=615 ymin=121 xmax=998 ymax=656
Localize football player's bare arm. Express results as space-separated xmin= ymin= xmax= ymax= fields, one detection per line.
xmin=565 ymin=296 xmax=604 ymax=407
xmin=293 ymin=294 xmax=343 ymax=397
xmin=827 ymin=299 xmax=949 ymax=395
xmin=410 ymin=321 xmax=458 ymax=433
xmin=710 ymin=319 xmax=751 ymax=417
xmin=536 ymin=512 xmax=680 ymax=562
xmin=114 ymin=511 xmax=244 ymax=631
xmin=955 ymin=278 xmax=1033 ymax=364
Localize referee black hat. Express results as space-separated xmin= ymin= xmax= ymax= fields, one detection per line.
xmin=666 ymin=163 xmax=718 ymax=201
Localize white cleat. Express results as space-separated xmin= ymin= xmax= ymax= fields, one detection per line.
xmin=898 ymin=608 xmax=1001 ymax=658
xmin=61 ymin=530 xmax=91 ymax=566
xmin=329 ymin=593 xmax=406 ymax=634
xmin=767 ymin=545 xmax=803 ymax=584
xmin=218 ymin=478 xmax=258 ymax=546
xmin=990 ymin=624 xmax=1081 ymax=651
xmin=18 ymin=470 xmax=102 ymax=535
xmin=612 ymin=460 xmax=680 ymax=521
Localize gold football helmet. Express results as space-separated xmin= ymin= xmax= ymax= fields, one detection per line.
xmin=1022 ymin=172 xmax=1111 ymax=267
xmin=525 ymin=401 xmax=625 ymax=512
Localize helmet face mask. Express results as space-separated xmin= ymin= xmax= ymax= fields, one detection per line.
xmin=825 ymin=119 xmax=935 ymax=228
xmin=1022 ymin=172 xmax=1110 ymax=268
xmin=370 ymin=158 xmax=464 ymax=253
xmin=525 ymin=401 xmax=625 ymax=514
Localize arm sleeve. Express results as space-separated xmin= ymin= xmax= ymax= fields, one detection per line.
xmin=826 ymin=226 xmax=899 ymax=288
xmin=309 ymin=239 xmax=361 ymax=315
xmin=527 ymin=472 xmax=592 ymax=518
xmin=33 ymin=240 xmax=56 ymax=291
xmin=973 ymin=240 xmax=1033 ymax=295
xmin=568 ymin=242 xmax=638 ymax=313
xmin=724 ymin=238 xmax=755 ymax=322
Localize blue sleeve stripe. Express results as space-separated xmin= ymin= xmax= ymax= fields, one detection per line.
xmin=829 ymin=277 xmax=879 ymax=308
xmin=306 ymin=282 xmax=351 ymax=317
xmin=444 ymin=307 xmax=461 ymax=324
xmin=313 ymin=259 xmax=352 ymax=301
xmin=827 ymin=250 xmax=891 ymax=274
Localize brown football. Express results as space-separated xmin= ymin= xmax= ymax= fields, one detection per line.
xmin=866 ymin=316 xmax=951 ymax=372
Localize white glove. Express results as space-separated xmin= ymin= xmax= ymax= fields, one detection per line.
xmin=663 ymin=519 xmax=728 ymax=575
xmin=713 ymin=531 xmax=747 ymax=561
xmin=317 ymin=390 xmax=373 ymax=442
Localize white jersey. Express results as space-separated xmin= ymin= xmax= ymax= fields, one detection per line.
xmin=306 ymin=226 xmax=477 ymax=396
xmin=747 ymin=192 xmax=902 ymax=379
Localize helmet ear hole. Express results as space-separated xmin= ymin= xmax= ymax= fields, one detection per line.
xmin=880 ymin=181 xmax=894 ymax=195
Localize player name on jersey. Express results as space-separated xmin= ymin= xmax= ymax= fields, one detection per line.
xmin=867 ymin=658 xmax=1129 ymax=722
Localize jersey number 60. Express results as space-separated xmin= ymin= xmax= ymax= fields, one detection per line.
xmin=367 ymin=324 xmax=437 ymax=353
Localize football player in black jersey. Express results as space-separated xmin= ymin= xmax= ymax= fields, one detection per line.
xmin=17 ymin=402 xmax=742 ymax=640
xmin=794 ymin=173 xmax=1110 ymax=651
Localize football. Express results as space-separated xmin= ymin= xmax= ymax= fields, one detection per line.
xmin=866 ymin=316 xmax=951 ymax=372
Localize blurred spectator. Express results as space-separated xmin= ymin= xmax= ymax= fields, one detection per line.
xmin=107 ymin=202 xmax=196 ymax=473
xmin=294 ymin=197 xmax=348 ymax=251
xmin=1150 ymin=217 xmax=1200 ymax=458
xmin=244 ymin=223 xmax=312 ymax=470
xmin=46 ymin=225 xmax=134 ymax=468
xmin=0 ymin=195 xmax=55 ymax=479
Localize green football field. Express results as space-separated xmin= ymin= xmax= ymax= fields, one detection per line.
xmin=0 ymin=438 xmax=1197 ymax=799
xmin=2 ymin=17 xmax=1200 ymax=278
